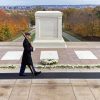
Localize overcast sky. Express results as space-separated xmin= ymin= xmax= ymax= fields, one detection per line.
xmin=0 ymin=0 xmax=100 ymax=6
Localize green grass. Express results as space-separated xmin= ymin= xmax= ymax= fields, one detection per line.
xmin=31 ymin=32 xmax=35 ymax=41
xmin=10 ymin=29 xmax=35 ymax=42
xmin=5 ymin=32 xmax=22 ymax=41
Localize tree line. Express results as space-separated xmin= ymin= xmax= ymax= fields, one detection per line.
xmin=0 ymin=6 xmax=100 ymax=41
xmin=62 ymin=6 xmax=100 ymax=40
xmin=0 ymin=10 xmax=29 ymax=41
xmin=23 ymin=6 xmax=100 ymax=40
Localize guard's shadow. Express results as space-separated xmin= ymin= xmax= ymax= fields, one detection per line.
xmin=0 ymin=72 xmax=100 ymax=79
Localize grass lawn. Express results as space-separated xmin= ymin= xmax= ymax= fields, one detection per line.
xmin=5 ymin=32 xmax=22 ymax=41
xmin=31 ymin=32 xmax=35 ymax=41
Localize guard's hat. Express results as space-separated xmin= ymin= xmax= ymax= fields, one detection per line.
xmin=25 ymin=32 xmax=30 ymax=36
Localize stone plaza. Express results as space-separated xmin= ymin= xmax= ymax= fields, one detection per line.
xmin=0 ymin=11 xmax=100 ymax=100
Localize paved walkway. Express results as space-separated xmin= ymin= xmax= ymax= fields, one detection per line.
xmin=0 ymin=78 xmax=100 ymax=100
xmin=0 ymin=42 xmax=100 ymax=65
xmin=0 ymin=42 xmax=100 ymax=100
xmin=13 ymin=29 xmax=35 ymax=42
xmin=62 ymin=32 xmax=81 ymax=42
xmin=0 ymin=68 xmax=100 ymax=100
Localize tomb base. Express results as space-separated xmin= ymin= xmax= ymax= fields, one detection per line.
xmin=33 ymin=39 xmax=66 ymax=48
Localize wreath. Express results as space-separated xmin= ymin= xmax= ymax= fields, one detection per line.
xmin=40 ymin=59 xmax=58 ymax=65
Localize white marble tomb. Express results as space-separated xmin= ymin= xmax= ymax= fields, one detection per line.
xmin=33 ymin=11 xmax=66 ymax=48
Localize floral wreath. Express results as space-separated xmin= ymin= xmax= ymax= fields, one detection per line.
xmin=40 ymin=59 xmax=58 ymax=65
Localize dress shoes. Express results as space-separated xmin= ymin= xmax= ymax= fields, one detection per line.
xmin=34 ymin=71 xmax=41 ymax=76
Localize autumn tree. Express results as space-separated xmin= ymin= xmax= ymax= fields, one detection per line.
xmin=0 ymin=9 xmax=29 ymax=41
xmin=62 ymin=7 xmax=100 ymax=40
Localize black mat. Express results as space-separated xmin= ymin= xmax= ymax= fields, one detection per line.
xmin=0 ymin=72 xmax=100 ymax=79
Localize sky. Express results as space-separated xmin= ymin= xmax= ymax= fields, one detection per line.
xmin=0 ymin=0 xmax=100 ymax=6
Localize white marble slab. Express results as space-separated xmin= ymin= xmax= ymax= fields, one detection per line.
xmin=75 ymin=51 xmax=97 ymax=59
xmin=1 ymin=51 xmax=23 ymax=60
xmin=40 ymin=51 xmax=59 ymax=60
xmin=33 ymin=11 xmax=66 ymax=48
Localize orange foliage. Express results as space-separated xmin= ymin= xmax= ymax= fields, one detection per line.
xmin=62 ymin=7 xmax=100 ymax=37
xmin=0 ymin=9 xmax=29 ymax=41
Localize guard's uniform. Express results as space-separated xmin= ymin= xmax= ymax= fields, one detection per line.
xmin=22 ymin=38 xmax=33 ymax=65
xmin=19 ymin=38 xmax=35 ymax=75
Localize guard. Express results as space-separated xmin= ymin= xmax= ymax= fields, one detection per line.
xmin=19 ymin=32 xmax=41 ymax=76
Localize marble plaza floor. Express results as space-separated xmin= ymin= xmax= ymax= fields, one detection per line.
xmin=0 ymin=66 xmax=100 ymax=100
xmin=0 ymin=42 xmax=100 ymax=100
xmin=0 ymin=65 xmax=100 ymax=100
xmin=0 ymin=42 xmax=100 ymax=65
xmin=1 ymin=78 xmax=100 ymax=100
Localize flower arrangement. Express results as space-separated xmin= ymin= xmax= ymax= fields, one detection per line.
xmin=40 ymin=59 xmax=58 ymax=65
xmin=37 ymin=64 xmax=100 ymax=69
xmin=0 ymin=64 xmax=100 ymax=69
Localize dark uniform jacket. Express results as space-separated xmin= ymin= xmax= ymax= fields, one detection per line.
xmin=21 ymin=38 xmax=33 ymax=65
